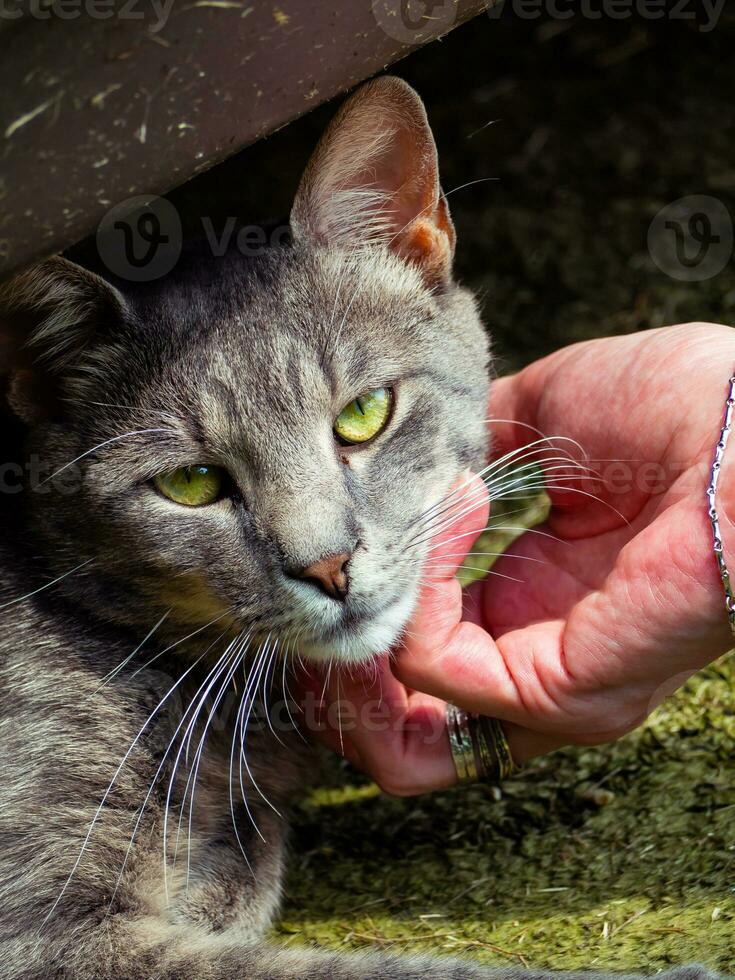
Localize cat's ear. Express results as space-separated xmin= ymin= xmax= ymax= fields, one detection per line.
xmin=290 ymin=76 xmax=455 ymax=290
xmin=0 ymin=256 xmax=126 ymax=423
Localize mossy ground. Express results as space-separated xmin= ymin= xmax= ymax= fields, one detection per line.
xmin=171 ymin=8 xmax=735 ymax=971
xmin=278 ymin=655 xmax=734 ymax=971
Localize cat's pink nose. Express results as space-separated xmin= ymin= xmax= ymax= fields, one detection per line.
xmin=297 ymin=553 xmax=351 ymax=600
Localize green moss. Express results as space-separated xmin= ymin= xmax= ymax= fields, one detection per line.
xmin=277 ymin=658 xmax=735 ymax=971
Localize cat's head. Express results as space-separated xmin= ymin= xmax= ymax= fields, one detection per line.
xmin=0 ymin=77 xmax=490 ymax=665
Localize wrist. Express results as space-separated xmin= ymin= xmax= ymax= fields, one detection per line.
xmin=711 ymin=371 xmax=735 ymax=634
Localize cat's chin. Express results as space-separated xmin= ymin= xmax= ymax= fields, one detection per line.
xmin=296 ymin=591 xmax=417 ymax=666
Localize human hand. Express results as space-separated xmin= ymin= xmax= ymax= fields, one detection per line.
xmin=304 ymin=323 xmax=735 ymax=794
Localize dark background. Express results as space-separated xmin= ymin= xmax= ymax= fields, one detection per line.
xmin=151 ymin=3 xmax=735 ymax=371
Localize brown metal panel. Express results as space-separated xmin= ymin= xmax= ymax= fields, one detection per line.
xmin=0 ymin=0 xmax=491 ymax=277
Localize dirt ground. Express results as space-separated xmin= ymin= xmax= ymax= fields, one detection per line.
xmin=162 ymin=7 xmax=735 ymax=972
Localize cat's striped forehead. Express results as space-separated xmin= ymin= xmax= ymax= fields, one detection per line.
xmin=137 ymin=242 xmax=447 ymax=449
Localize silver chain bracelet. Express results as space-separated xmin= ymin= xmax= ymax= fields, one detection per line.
xmin=707 ymin=371 xmax=735 ymax=636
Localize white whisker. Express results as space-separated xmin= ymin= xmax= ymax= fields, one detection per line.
xmin=179 ymin=634 xmax=250 ymax=893
xmin=238 ymin=642 xmax=282 ymax=821
xmin=0 ymin=559 xmax=94 ymax=613
xmin=131 ymin=612 xmax=230 ymax=677
xmin=39 ymin=428 xmax=174 ymax=486
xmin=113 ymin=633 xmax=236 ymax=906
xmin=94 ymin=610 xmax=170 ymax=692
xmin=421 ymin=563 xmax=524 ymax=584
xmin=39 ymin=631 xmax=222 ymax=937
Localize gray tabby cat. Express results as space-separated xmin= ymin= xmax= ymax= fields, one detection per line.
xmin=0 ymin=76 xmax=718 ymax=980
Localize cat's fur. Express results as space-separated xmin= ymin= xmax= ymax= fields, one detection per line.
xmin=0 ymin=77 xmax=720 ymax=980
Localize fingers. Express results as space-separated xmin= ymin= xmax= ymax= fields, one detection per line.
xmin=503 ymin=722 xmax=566 ymax=764
xmin=393 ymin=467 xmax=532 ymax=723
xmin=467 ymin=520 xmax=617 ymax=637
xmin=393 ymin=611 xmax=545 ymax=725
xmin=342 ymin=688 xmax=456 ymax=796
xmin=302 ymin=657 xmax=566 ymax=794
xmin=397 ymin=517 xmax=586 ymax=733
xmin=396 ymin=492 xmax=729 ymax=745
xmin=403 ymin=471 xmax=490 ymax=673
xmin=394 ymin=609 xmax=631 ymax=741
xmin=301 ymin=658 xmax=458 ymax=796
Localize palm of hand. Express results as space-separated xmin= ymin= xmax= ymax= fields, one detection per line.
xmin=470 ymin=324 xmax=735 ymax=742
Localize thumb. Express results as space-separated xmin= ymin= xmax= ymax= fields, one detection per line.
xmin=393 ymin=470 xmax=574 ymax=768
xmin=419 ymin=471 xmax=490 ymax=585
xmin=397 ymin=472 xmax=488 ymax=651
xmin=394 ymin=472 xmax=550 ymax=731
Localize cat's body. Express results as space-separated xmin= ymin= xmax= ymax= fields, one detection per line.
xmin=0 ymin=77 xmax=720 ymax=980
xmin=0 ymin=560 xmax=294 ymax=978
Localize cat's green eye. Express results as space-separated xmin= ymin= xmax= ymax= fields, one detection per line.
xmin=154 ymin=466 xmax=224 ymax=507
xmin=333 ymin=387 xmax=393 ymax=445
